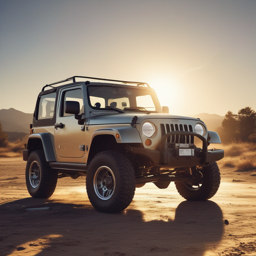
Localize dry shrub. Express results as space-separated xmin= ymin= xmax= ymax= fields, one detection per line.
xmin=0 ymin=123 xmax=8 ymax=147
xmin=219 ymin=154 xmax=239 ymax=168
xmin=218 ymin=142 xmax=256 ymax=171
xmin=236 ymin=158 xmax=256 ymax=171
xmin=0 ymin=147 xmax=19 ymax=157
xmin=220 ymin=141 xmax=256 ymax=149
xmin=0 ymin=151 xmax=21 ymax=158
xmin=248 ymin=133 xmax=256 ymax=142
xmin=8 ymin=141 xmax=25 ymax=153
xmin=221 ymin=159 xmax=235 ymax=168
xmin=0 ymin=134 xmax=28 ymax=157
xmin=219 ymin=142 xmax=256 ymax=155
xmin=8 ymin=134 xmax=29 ymax=152
xmin=224 ymin=144 xmax=244 ymax=157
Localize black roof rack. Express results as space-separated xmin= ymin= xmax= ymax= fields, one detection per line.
xmin=42 ymin=76 xmax=150 ymax=91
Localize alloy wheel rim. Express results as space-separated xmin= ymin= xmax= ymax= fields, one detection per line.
xmin=29 ymin=161 xmax=41 ymax=189
xmin=93 ymin=166 xmax=116 ymax=200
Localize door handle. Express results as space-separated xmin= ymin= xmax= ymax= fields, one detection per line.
xmin=54 ymin=123 xmax=65 ymax=129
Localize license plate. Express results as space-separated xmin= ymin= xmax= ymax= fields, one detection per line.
xmin=176 ymin=143 xmax=189 ymax=148
xmin=179 ymin=149 xmax=194 ymax=156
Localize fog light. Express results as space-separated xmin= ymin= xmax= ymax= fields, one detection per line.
xmin=145 ymin=139 xmax=152 ymax=146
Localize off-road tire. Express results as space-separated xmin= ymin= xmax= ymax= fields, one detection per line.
xmin=26 ymin=150 xmax=58 ymax=198
xmin=86 ymin=150 xmax=135 ymax=213
xmin=175 ymin=162 xmax=220 ymax=201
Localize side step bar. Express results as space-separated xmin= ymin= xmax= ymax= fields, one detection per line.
xmin=49 ymin=162 xmax=87 ymax=172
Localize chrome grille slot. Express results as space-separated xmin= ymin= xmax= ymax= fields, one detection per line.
xmin=160 ymin=124 xmax=166 ymax=137
xmin=160 ymin=123 xmax=194 ymax=146
xmin=175 ymin=124 xmax=179 ymax=143
xmin=170 ymin=124 xmax=175 ymax=143
xmin=184 ymin=125 xmax=188 ymax=143
xmin=189 ymin=125 xmax=194 ymax=144
xmin=179 ymin=124 xmax=184 ymax=143
xmin=165 ymin=124 xmax=170 ymax=143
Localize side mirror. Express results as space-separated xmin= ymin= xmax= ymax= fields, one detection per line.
xmin=162 ymin=106 xmax=169 ymax=114
xmin=65 ymin=101 xmax=85 ymax=125
xmin=65 ymin=101 xmax=80 ymax=115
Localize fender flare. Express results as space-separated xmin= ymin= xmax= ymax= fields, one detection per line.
xmin=26 ymin=133 xmax=56 ymax=162
xmin=208 ymin=131 xmax=221 ymax=144
xmin=91 ymin=126 xmax=142 ymax=144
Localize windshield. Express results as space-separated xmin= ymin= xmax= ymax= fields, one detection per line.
xmin=88 ymin=86 xmax=159 ymax=112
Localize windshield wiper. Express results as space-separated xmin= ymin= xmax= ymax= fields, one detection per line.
xmin=124 ymin=107 xmax=151 ymax=114
xmin=106 ymin=106 xmax=125 ymax=113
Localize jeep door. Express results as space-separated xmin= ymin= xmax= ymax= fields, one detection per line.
xmin=54 ymin=87 xmax=85 ymax=158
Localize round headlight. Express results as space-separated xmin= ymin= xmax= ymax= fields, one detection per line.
xmin=195 ymin=124 xmax=205 ymax=136
xmin=142 ymin=122 xmax=156 ymax=137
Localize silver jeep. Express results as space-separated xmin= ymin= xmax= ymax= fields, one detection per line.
xmin=23 ymin=76 xmax=224 ymax=213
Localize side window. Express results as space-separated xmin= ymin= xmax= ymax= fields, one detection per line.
xmin=38 ymin=92 xmax=56 ymax=120
xmin=61 ymin=89 xmax=83 ymax=117
xmin=136 ymin=95 xmax=156 ymax=111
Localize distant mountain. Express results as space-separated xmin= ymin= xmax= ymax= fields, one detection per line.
xmin=0 ymin=108 xmax=224 ymax=135
xmin=192 ymin=113 xmax=224 ymax=132
xmin=0 ymin=108 xmax=33 ymax=133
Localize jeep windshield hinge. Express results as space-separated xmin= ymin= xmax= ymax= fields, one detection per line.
xmin=131 ymin=116 xmax=138 ymax=128
xmin=75 ymin=114 xmax=86 ymax=125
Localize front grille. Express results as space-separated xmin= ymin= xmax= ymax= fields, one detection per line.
xmin=160 ymin=123 xmax=194 ymax=144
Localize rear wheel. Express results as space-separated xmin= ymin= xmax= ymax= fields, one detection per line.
xmin=86 ymin=151 xmax=135 ymax=213
xmin=175 ymin=162 xmax=220 ymax=201
xmin=26 ymin=150 xmax=58 ymax=198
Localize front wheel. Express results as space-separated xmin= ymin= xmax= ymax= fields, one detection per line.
xmin=26 ymin=150 xmax=58 ymax=198
xmin=175 ymin=162 xmax=221 ymax=201
xmin=86 ymin=151 xmax=135 ymax=213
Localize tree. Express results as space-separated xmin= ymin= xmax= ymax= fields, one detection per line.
xmin=0 ymin=122 xmax=8 ymax=147
xmin=221 ymin=111 xmax=239 ymax=143
xmin=237 ymin=107 xmax=256 ymax=141
xmin=221 ymin=107 xmax=256 ymax=143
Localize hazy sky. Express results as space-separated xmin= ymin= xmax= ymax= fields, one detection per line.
xmin=1 ymin=0 xmax=256 ymax=116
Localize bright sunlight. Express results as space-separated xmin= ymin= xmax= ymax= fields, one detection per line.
xmin=148 ymin=75 xmax=182 ymax=111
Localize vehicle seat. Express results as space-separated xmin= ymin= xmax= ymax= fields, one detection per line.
xmin=110 ymin=102 xmax=117 ymax=108
xmin=95 ymin=102 xmax=101 ymax=108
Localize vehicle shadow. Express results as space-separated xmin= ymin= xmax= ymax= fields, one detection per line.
xmin=0 ymin=198 xmax=224 ymax=256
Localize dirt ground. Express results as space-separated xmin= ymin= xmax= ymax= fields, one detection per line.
xmin=0 ymin=157 xmax=256 ymax=256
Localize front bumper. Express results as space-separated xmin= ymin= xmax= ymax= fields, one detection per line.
xmin=131 ymin=147 xmax=224 ymax=167
xmin=131 ymin=131 xmax=224 ymax=167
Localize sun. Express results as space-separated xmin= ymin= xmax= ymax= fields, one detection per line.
xmin=147 ymin=76 xmax=181 ymax=110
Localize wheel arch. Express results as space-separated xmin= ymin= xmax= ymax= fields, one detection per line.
xmin=87 ymin=127 xmax=142 ymax=165
xmin=87 ymin=134 xmax=122 ymax=165
xmin=208 ymin=131 xmax=221 ymax=144
xmin=91 ymin=127 xmax=142 ymax=144
xmin=25 ymin=133 xmax=56 ymax=162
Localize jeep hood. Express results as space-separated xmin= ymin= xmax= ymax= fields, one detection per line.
xmin=89 ymin=113 xmax=201 ymax=125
